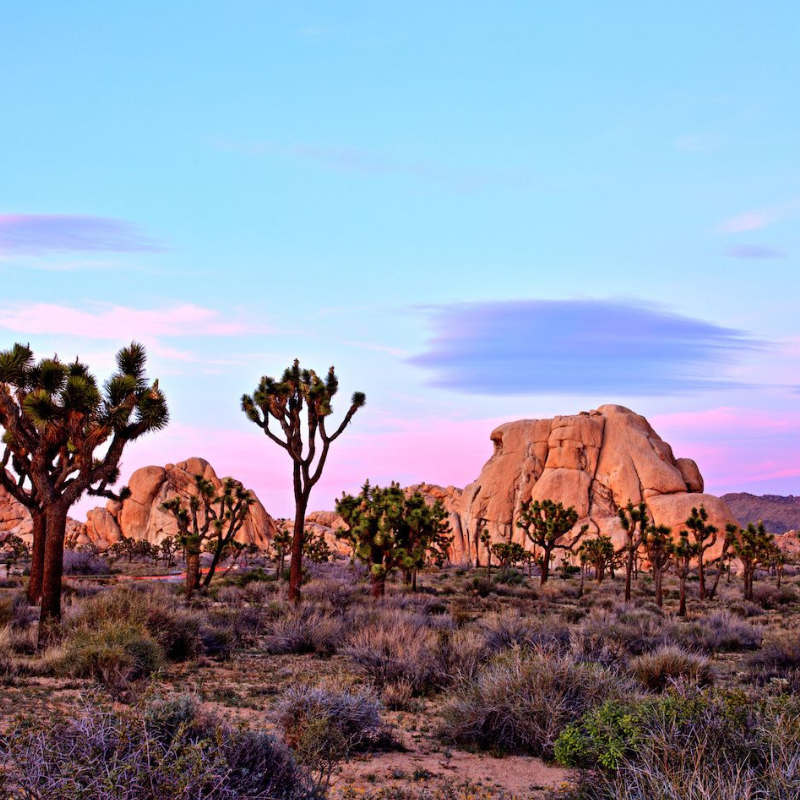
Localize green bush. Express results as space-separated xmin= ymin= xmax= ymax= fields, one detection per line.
xmin=554 ymin=700 xmax=644 ymax=770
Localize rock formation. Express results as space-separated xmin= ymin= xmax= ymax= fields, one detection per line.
xmin=722 ymin=493 xmax=800 ymax=534
xmin=84 ymin=457 xmax=277 ymax=550
xmin=455 ymin=405 xmax=737 ymax=564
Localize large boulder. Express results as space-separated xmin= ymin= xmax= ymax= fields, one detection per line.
xmin=85 ymin=458 xmax=277 ymax=550
xmin=0 ymin=482 xmax=86 ymax=546
xmin=456 ymin=405 xmax=738 ymax=564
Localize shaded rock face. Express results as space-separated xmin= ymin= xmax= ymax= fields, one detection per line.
xmin=455 ymin=405 xmax=737 ymax=564
xmin=85 ymin=457 xmax=277 ymax=551
xmin=0 ymin=483 xmax=86 ymax=546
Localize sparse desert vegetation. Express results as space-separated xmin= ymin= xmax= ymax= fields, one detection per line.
xmin=1 ymin=544 xmax=800 ymax=798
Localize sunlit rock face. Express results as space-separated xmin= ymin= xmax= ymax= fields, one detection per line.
xmin=84 ymin=457 xmax=277 ymax=551
xmin=454 ymin=405 xmax=737 ymax=564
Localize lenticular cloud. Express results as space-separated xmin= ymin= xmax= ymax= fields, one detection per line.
xmin=409 ymin=298 xmax=760 ymax=396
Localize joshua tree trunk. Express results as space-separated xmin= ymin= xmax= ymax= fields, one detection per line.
xmin=540 ymin=547 xmax=552 ymax=585
xmin=412 ymin=570 xmax=418 ymax=592
xmin=678 ymin=573 xmax=687 ymax=617
xmin=698 ymin=556 xmax=707 ymax=601
xmin=370 ymin=571 xmax=386 ymax=598
xmin=624 ymin=550 xmax=635 ymax=601
xmin=203 ymin=543 xmax=225 ymax=589
xmin=39 ymin=502 xmax=68 ymax=643
xmin=288 ymin=479 xmax=309 ymax=603
xmin=654 ymin=568 xmax=664 ymax=608
xmin=27 ymin=510 xmax=46 ymax=604
xmin=578 ymin=564 xmax=585 ymax=598
xmin=185 ymin=550 xmax=201 ymax=600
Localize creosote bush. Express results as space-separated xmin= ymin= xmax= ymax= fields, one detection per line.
xmin=265 ymin=607 xmax=345 ymax=656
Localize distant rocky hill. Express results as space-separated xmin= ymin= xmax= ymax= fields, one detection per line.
xmin=722 ymin=493 xmax=800 ymax=534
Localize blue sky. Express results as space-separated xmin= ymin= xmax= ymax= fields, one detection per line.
xmin=1 ymin=2 xmax=799 ymax=515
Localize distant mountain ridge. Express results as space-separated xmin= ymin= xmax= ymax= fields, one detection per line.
xmin=722 ymin=493 xmax=800 ymax=533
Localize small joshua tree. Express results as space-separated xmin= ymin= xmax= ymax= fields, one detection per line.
xmin=271 ymin=528 xmax=292 ymax=578
xmin=161 ymin=475 xmax=255 ymax=599
xmin=516 ymin=499 xmax=587 ymax=585
xmin=617 ymin=501 xmax=649 ymax=602
xmin=335 ymin=481 xmax=451 ymax=597
xmin=303 ymin=528 xmax=333 ymax=564
xmin=684 ymin=505 xmax=718 ymax=600
xmin=578 ymin=535 xmax=615 ymax=584
xmin=641 ymin=524 xmax=674 ymax=608
xmin=242 ymin=360 xmax=365 ymax=603
xmin=480 ymin=528 xmax=492 ymax=575
xmin=0 ymin=342 xmax=168 ymax=641
xmin=726 ymin=521 xmax=774 ymax=602
xmin=673 ymin=531 xmax=700 ymax=617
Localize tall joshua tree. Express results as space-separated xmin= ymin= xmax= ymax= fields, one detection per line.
xmin=242 ymin=360 xmax=365 ymax=603
xmin=684 ymin=505 xmax=717 ymax=600
xmin=0 ymin=342 xmax=168 ymax=641
xmin=618 ymin=501 xmax=649 ymax=602
xmin=673 ymin=531 xmax=700 ymax=617
xmin=516 ymin=499 xmax=587 ymax=585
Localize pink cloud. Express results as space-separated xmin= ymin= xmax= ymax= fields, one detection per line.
xmin=717 ymin=199 xmax=800 ymax=234
xmin=0 ymin=302 xmax=267 ymax=341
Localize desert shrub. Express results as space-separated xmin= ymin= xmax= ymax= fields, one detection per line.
xmin=277 ymin=686 xmax=387 ymax=787
xmin=491 ymin=568 xmax=526 ymax=586
xmin=60 ymin=622 xmax=163 ymax=697
xmin=346 ymin=612 xmax=438 ymax=692
xmin=265 ymin=607 xmax=344 ymax=656
xmin=228 ymin=566 xmax=276 ymax=587
xmin=440 ymin=648 xmax=628 ymax=757
xmin=242 ymin=580 xmax=279 ymax=606
xmin=470 ymin=575 xmax=493 ymax=597
xmin=631 ymin=646 xmax=713 ymax=692
xmin=481 ymin=611 xmax=570 ymax=654
xmin=63 ymin=548 xmax=110 ymax=576
xmin=0 ymin=591 xmax=36 ymax=631
xmin=68 ymin=583 xmax=201 ymax=661
xmin=671 ymin=610 xmax=762 ymax=653
xmin=728 ymin=599 xmax=766 ymax=618
xmin=3 ymin=694 xmax=318 ymax=799
xmin=346 ymin=612 xmax=487 ymax=694
xmin=382 ymin=679 xmax=415 ymax=711
xmin=550 ymin=689 xmax=800 ymax=800
xmin=748 ymin=632 xmax=800 ymax=683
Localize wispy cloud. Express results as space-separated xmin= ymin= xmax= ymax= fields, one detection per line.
xmin=0 ymin=214 xmax=165 ymax=255
xmin=725 ymin=243 xmax=784 ymax=259
xmin=718 ymin=200 xmax=800 ymax=234
xmin=409 ymin=299 xmax=762 ymax=396
xmin=214 ymin=138 xmax=541 ymax=193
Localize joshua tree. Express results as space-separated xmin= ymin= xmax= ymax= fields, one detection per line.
xmin=641 ymin=523 xmax=673 ymax=608
xmin=336 ymin=481 xmax=451 ymax=597
xmin=578 ymin=535 xmax=615 ymax=583
xmin=0 ymin=342 xmax=168 ymax=641
xmin=617 ymin=501 xmax=649 ymax=602
xmin=159 ymin=534 xmax=181 ymax=568
xmin=706 ymin=536 xmax=730 ymax=601
xmin=161 ymin=475 xmax=255 ymax=598
xmin=684 ymin=506 xmax=718 ymax=600
xmin=517 ymin=499 xmax=587 ymax=585
xmin=490 ymin=541 xmax=527 ymax=571
xmin=242 ymin=360 xmax=365 ymax=603
xmin=303 ymin=528 xmax=333 ymax=564
xmin=726 ymin=521 xmax=774 ymax=602
xmin=480 ymin=528 xmax=492 ymax=575
xmin=765 ymin=543 xmax=786 ymax=589
xmin=271 ymin=528 xmax=292 ymax=578
xmin=673 ymin=531 xmax=700 ymax=617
